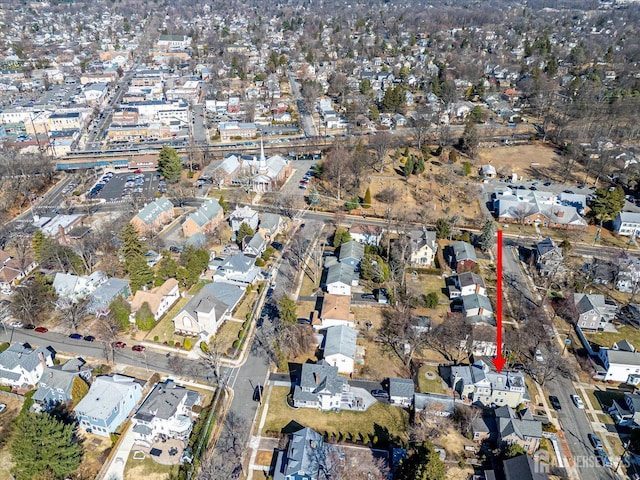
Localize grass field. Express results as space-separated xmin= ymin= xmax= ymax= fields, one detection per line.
xmin=417 ymin=365 xmax=448 ymax=394
xmin=585 ymin=326 xmax=640 ymax=350
xmin=262 ymin=386 xmax=409 ymax=444
xmin=584 ymin=387 xmax=626 ymax=411
xmin=215 ymin=319 xmax=244 ymax=354
xmin=124 ymin=450 xmax=174 ymax=480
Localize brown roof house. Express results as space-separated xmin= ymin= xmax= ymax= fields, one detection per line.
xmin=319 ymin=294 xmax=355 ymax=330
xmin=0 ymin=250 xmax=37 ymax=291
xmin=182 ymin=198 xmax=223 ymax=238
xmin=129 ymin=278 xmax=180 ymax=322
xmin=130 ymin=197 xmax=175 ymax=236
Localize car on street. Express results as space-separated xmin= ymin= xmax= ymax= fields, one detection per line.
xmin=24 ymin=324 xmax=35 ymax=330
xmin=112 ymin=341 xmax=127 ymax=349
xmin=132 ymin=345 xmax=145 ymax=352
xmin=595 ymin=448 xmax=611 ymax=467
xmin=588 ymin=433 xmax=603 ymax=449
xmin=549 ymin=395 xmax=562 ymax=410
xmin=9 ymin=321 xmax=23 ymax=328
xmin=83 ymin=335 xmax=95 ymax=342
xmin=535 ymin=349 xmax=544 ymax=362
xmin=571 ymin=394 xmax=585 ymax=409
xmin=361 ymin=294 xmax=376 ymax=300
xmin=253 ymin=385 xmax=264 ymax=402
xmin=371 ymin=389 xmax=389 ymax=399
xmin=34 ymin=327 xmax=48 ymax=333
xmin=68 ymin=333 xmax=83 ymax=340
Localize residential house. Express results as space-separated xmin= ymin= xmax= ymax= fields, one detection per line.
xmin=534 ymin=237 xmax=565 ymax=278
xmin=501 ymin=454 xmax=550 ymax=480
xmin=338 ymin=241 xmax=365 ymax=269
xmin=616 ymin=257 xmax=640 ymax=294
xmin=597 ymin=339 xmax=640 ymax=383
xmin=472 ymin=406 xmax=542 ymax=454
xmin=130 ymin=197 xmax=174 ymax=236
xmin=454 ymin=293 xmax=495 ymax=325
xmin=322 ymin=325 xmax=357 ymax=374
xmin=348 ymin=224 xmax=383 ymax=246
xmin=574 ymin=293 xmax=617 ymax=331
xmin=324 ymin=262 xmax=357 ymax=296
xmin=447 ymin=272 xmax=486 ymax=299
xmin=33 ymin=358 xmax=91 ymax=410
xmin=230 ymin=205 xmax=259 ymax=232
xmin=182 ymin=198 xmax=223 ymax=238
xmin=243 ymin=233 xmax=267 ymax=258
xmin=53 ymin=271 xmax=107 ymax=302
xmin=451 ymin=360 xmax=529 ymax=408
xmin=87 ymin=278 xmax=131 ymax=314
xmin=614 ymin=211 xmax=640 ymax=236
xmin=319 ymin=294 xmax=355 ymax=329
xmin=480 ymin=165 xmax=497 ymax=178
xmin=583 ymin=258 xmax=617 ymax=287
xmin=609 ymin=392 xmax=640 ymax=428
xmin=389 ymin=378 xmax=415 ymax=407
xmin=413 ymin=393 xmax=455 ymax=417
xmin=259 ymin=212 xmax=284 ymax=239
xmin=0 ymin=342 xmax=55 ymax=389
xmin=129 ymin=278 xmax=180 ymax=321
xmin=273 ymin=427 xmax=325 ymax=480
xmin=132 ymin=379 xmax=202 ymax=447
xmin=74 ymin=375 xmax=143 ymax=437
xmin=173 ymin=282 xmax=245 ymax=339
xmin=408 ymin=228 xmax=438 ymax=268
xmin=0 ymin=250 xmax=37 ymax=291
xmin=292 ymin=361 xmax=347 ymax=410
xmin=213 ymin=252 xmax=262 ymax=285
xmin=449 ymin=241 xmax=478 ymax=273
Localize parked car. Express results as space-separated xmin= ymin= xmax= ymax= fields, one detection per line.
xmin=24 ymin=324 xmax=35 ymax=330
xmin=549 ymin=395 xmax=562 ymax=410
xmin=588 ymin=433 xmax=603 ymax=449
xmin=361 ymin=294 xmax=376 ymax=300
xmin=34 ymin=327 xmax=48 ymax=333
xmin=535 ymin=349 xmax=544 ymax=362
xmin=132 ymin=345 xmax=145 ymax=352
xmin=112 ymin=341 xmax=127 ymax=349
xmin=9 ymin=321 xmax=23 ymax=328
xmin=0 ymin=403 xmax=6 ymax=414
xmin=83 ymin=335 xmax=95 ymax=342
xmin=371 ymin=389 xmax=389 ymax=399
xmin=571 ymin=394 xmax=585 ymax=409
xmin=68 ymin=333 xmax=83 ymax=340
xmin=595 ymin=449 xmax=611 ymax=467
xmin=253 ymin=385 xmax=264 ymax=402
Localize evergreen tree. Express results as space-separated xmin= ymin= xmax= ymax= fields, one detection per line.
xmin=155 ymin=252 xmax=179 ymax=285
xmin=403 ymin=156 xmax=415 ymax=177
xmin=11 ymin=411 xmax=83 ymax=480
xmin=218 ymin=194 xmax=230 ymax=213
xmin=414 ymin=155 xmax=426 ymax=174
xmin=180 ymin=246 xmax=209 ymax=286
xmin=308 ymin=186 xmax=320 ymax=206
xmin=344 ymin=196 xmax=360 ymax=211
xmin=396 ymin=441 xmax=445 ymax=480
xmin=32 ymin=230 xmax=46 ymax=263
xmin=363 ymin=187 xmax=372 ymax=209
xmin=278 ymin=295 xmax=297 ymax=324
xmin=478 ymin=220 xmax=496 ymax=252
xmin=158 ymin=146 xmax=183 ymax=183
xmin=236 ymin=222 xmax=255 ymax=245
xmin=135 ymin=302 xmax=156 ymax=331
xmin=120 ymin=223 xmax=145 ymax=263
xmin=127 ymin=255 xmax=154 ymax=292
xmin=108 ymin=297 xmax=131 ymax=330
xmin=591 ymin=186 xmax=625 ymax=226
xmin=435 ymin=218 xmax=451 ymax=239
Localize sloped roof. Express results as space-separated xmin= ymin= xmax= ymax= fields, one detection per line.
xmin=0 ymin=343 xmax=53 ymax=375
xmin=186 ymin=198 xmax=222 ymax=228
xmin=320 ymin=294 xmax=352 ymax=321
xmin=134 ymin=379 xmax=200 ymax=422
xmin=323 ymin=325 xmax=357 ymax=358
xmin=339 ymin=241 xmax=364 ymax=262
xmin=135 ymin=197 xmax=173 ymax=226
xmin=33 ymin=358 xmax=88 ymax=403
xmin=389 ymin=378 xmax=415 ymax=399
xmin=260 ymin=212 xmax=282 ymax=233
xmin=298 ymin=361 xmax=346 ymax=395
xmin=326 ymin=262 xmax=354 ymax=286
xmin=130 ymin=278 xmax=178 ymax=315
xmin=452 ymin=241 xmax=477 ymax=263
xmin=282 ymin=427 xmax=323 ymax=479
xmin=74 ymin=375 xmax=142 ymax=420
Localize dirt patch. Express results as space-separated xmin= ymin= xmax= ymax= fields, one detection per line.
xmin=436 ymin=427 xmax=474 ymax=457
xmin=255 ymin=450 xmax=275 ymax=467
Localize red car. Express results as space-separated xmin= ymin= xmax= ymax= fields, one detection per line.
xmin=132 ymin=345 xmax=145 ymax=352
xmin=34 ymin=327 xmax=48 ymax=333
xmin=112 ymin=341 xmax=127 ymax=349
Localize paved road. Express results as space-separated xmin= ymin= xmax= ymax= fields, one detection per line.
xmin=288 ymin=72 xmax=316 ymax=137
xmin=191 ymin=104 xmax=208 ymax=144
xmin=501 ymin=239 xmax=537 ymax=313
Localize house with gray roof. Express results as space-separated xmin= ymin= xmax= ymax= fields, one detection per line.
xmin=130 ymin=197 xmax=174 ymax=235
xmin=259 ymin=212 xmax=284 ymax=239
xmin=597 ymin=339 xmax=640 ymax=383
xmin=0 ymin=342 xmax=55 ymax=389
xmin=408 ymin=228 xmax=438 ymax=268
xmin=451 ymin=360 xmax=529 ymax=408
xmin=414 ymin=393 xmax=455 ymax=417
xmin=338 ymin=241 xmax=365 ymax=269
xmin=213 ymin=252 xmax=262 ymax=285
xmin=472 ymin=405 xmax=542 ymax=454
xmin=33 ymin=358 xmax=91 ymax=410
xmin=456 ymin=293 xmax=495 ymax=325
xmin=614 ymin=211 xmax=640 ymax=236
xmin=173 ymin=282 xmax=245 ymax=340
xmin=609 ymin=392 xmax=640 ymax=429
xmin=447 ymin=272 xmax=486 ymax=299
xmin=502 ymin=454 xmax=550 ymax=480
xmin=389 ymin=378 xmax=415 ymax=407
xmin=53 ymin=270 xmax=107 ymax=302
xmin=293 ymin=361 xmax=347 ymax=410
xmin=449 ymin=241 xmax=478 ymax=272
xmin=132 ymin=379 xmax=202 ymax=447
xmin=243 ymin=232 xmax=267 ymax=258
xmin=74 ymin=375 xmax=143 ymax=437
xmin=574 ymin=293 xmax=617 ymax=331
xmin=182 ymin=198 xmax=223 ymax=238
xmin=324 ymin=262 xmax=357 ymax=296
xmin=230 ymin=205 xmax=259 ymax=232
xmin=535 ymin=237 xmax=564 ymax=278
xmin=322 ymin=325 xmax=357 ymax=374
xmin=87 ymin=277 xmax=131 ymax=314
xmin=273 ymin=427 xmax=325 ymax=480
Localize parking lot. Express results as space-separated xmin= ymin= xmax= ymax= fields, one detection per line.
xmin=88 ymin=171 xmax=160 ymax=203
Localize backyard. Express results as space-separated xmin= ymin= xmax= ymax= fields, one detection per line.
xmin=417 ymin=365 xmax=448 ymax=395
xmin=585 ymin=325 xmax=640 ymax=351
xmin=262 ymin=386 xmax=409 ymax=445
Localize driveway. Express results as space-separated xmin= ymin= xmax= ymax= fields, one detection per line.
xmin=102 ymin=423 xmax=135 ymax=480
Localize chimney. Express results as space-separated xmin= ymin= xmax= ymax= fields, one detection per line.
xmin=314 ymin=372 xmax=319 ymax=384
xmin=555 ymin=209 xmax=564 ymax=218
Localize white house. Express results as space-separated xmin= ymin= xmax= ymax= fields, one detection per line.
xmin=325 ymin=262 xmax=356 ymax=296
xmin=230 ymin=205 xmax=259 ymax=232
xmin=213 ymin=253 xmax=262 ymax=285
xmin=598 ymin=340 xmax=640 ymax=383
xmin=292 ymin=361 xmax=347 ymax=410
xmin=0 ymin=343 xmax=55 ymax=389
xmin=389 ymin=378 xmax=415 ymax=407
xmin=574 ymin=293 xmax=617 ymax=331
xmin=447 ymin=272 xmax=486 ymax=299
xmin=319 ymin=294 xmax=355 ymax=329
xmin=132 ymin=379 xmax=201 ymax=447
xmin=348 ymin=224 xmax=382 ymax=246
xmin=408 ymin=228 xmax=438 ymax=268
xmin=322 ymin=325 xmax=357 ymax=374
xmin=614 ymin=212 xmax=640 ymax=237
xmin=129 ymin=278 xmax=180 ymax=321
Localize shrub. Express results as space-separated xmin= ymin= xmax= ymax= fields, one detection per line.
xmin=169 ymin=340 xmax=175 ymax=347
xmin=153 ymin=335 xmax=159 ymax=342
xmin=0 ymin=385 xmax=11 ymax=392
xmin=232 ymin=339 xmax=240 ymax=349
xmin=174 ymin=342 xmax=181 ymax=349
xmin=0 ymin=342 xmax=9 ymax=353
xmin=424 ymin=291 xmax=439 ymax=309
xmin=183 ymin=337 xmax=193 ymax=351
xmin=200 ymin=341 xmax=209 ymax=353
xmin=255 ymin=257 xmax=266 ymax=267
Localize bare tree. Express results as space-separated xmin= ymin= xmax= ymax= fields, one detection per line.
xmin=378 ymin=309 xmax=427 ymax=367
xmin=424 ymin=313 xmax=472 ymax=364
xmin=369 ymin=131 xmax=396 ymax=173
xmin=55 ymin=297 xmax=89 ymax=332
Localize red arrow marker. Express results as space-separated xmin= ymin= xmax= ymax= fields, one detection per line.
xmin=493 ymin=229 xmax=506 ymax=373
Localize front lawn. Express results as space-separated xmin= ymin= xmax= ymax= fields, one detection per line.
xmin=585 ymin=326 xmax=640 ymax=351
xmin=262 ymin=386 xmax=409 ymax=445
xmin=124 ymin=451 xmax=174 ymax=480
xmin=585 ymin=388 xmax=626 ymax=411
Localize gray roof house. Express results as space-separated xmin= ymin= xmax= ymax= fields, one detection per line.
xmin=322 ymin=325 xmax=357 ymax=374
xmin=87 ymin=277 xmax=131 ymax=314
xmin=293 ymin=361 xmax=347 ymax=411
xmin=449 ymin=241 xmax=478 ymax=272
xmin=388 ymin=378 xmax=415 ymax=407
xmin=535 ymin=237 xmax=564 ymax=277
xmin=173 ymin=282 xmax=245 ymax=339
xmin=503 ymin=454 xmax=550 ymax=480
xmin=456 ymin=293 xmax=495 ymax=325
xmin=472 ymin=406 xmax=542 ymax=454
xmin=324 ymin=262 xmax=357 ymax=296
xmin=33 ymin=358 xmax=91 ymax=410
xmin=451 ymin=360 xmax=529 ymax=408
xmin=213 ymin=252 xmax=262 ymax=285
xmin=243 ymin=232 xmax=267 ymax=258
xmin=338 ymin=240 xmax=365 ymax=269
xmin=0 ymin=342 xmax=55 ymax=389
xmin=273 ymin=427 xmax=325 ymax=480
xmin=408 ymin=228 xmax=438 ymax=268
xmin=597 ymin=339 xmax=640 ymax=383
xmin=230 ymin=205 xmax=259 ymax=232
xmin=413 ymin=392 xmax=455 ymax=417
xmin=573 ymin=293 xmax=617 ymax=331
xmin=182 ymin=198 xmax=223 ymax=237
xmin=132 ymin=379 xmax=202 ymax=446
xmin=609 ymin=392 xmax=640 ymax=429
xmin=259 ymin=212 xmax=284 ymax=238
xmin=53 ymin=270 xmax=107 ymax=302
